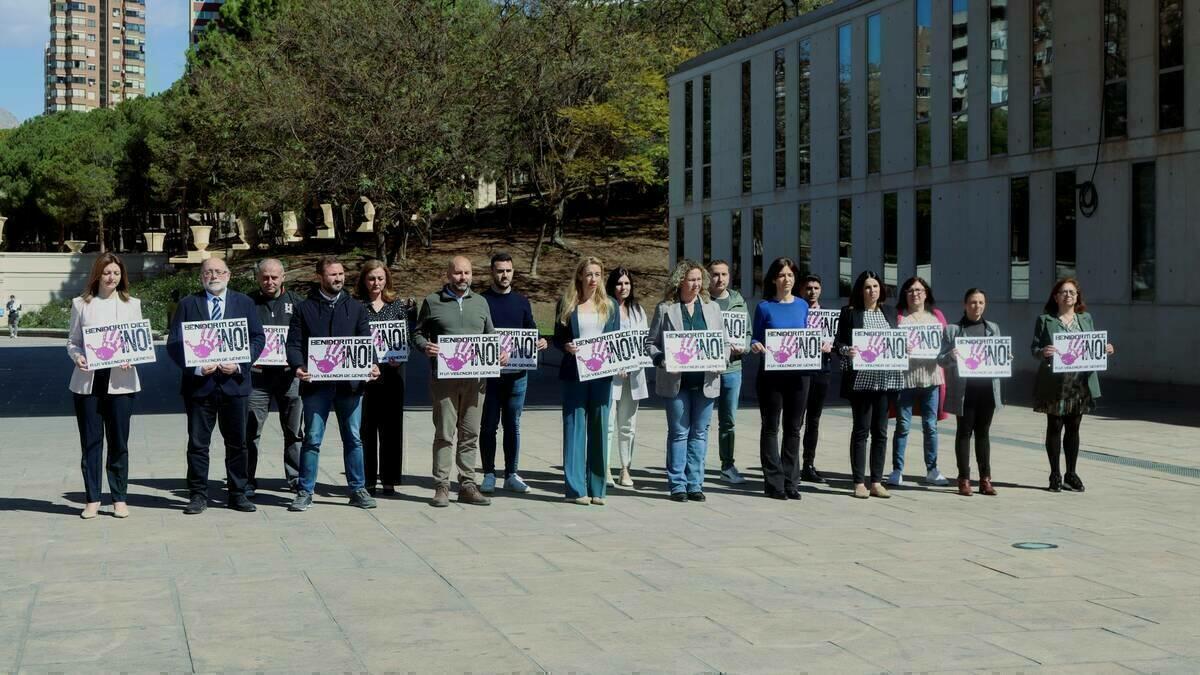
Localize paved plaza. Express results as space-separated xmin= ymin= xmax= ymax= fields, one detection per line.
xmin=1 ymin=338 xmax=1198 ymax=673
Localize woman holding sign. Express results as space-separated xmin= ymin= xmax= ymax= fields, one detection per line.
xmin=888 ymin=276 xmax=950 ymax=488
xmin=749 ymin=257 xmax=811 ymax=500
xmin=1031 ymin=278 xmax=1115 ymax=493
xmin=66 ymin=253 xmax=145 ymax=519
xmin=356 ymin=260 xmax=415 ymax=496
xmin=648 ymin=259 xmax=727 ymax=502
xmin=554 ymin=257 xmax=621 ymax=505
xmin=938 ymin=288 xmax=1005 ymax=496
xmin=605 ymin=267 xmax=649 ymax=489
xmin=835 ymin=271 xmax=904 ymax=499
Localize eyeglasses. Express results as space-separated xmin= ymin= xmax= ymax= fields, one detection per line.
xmin=202 ymin=270 xmax=230 ymax=278
xmin=1057 ymin=289 xmax=1078 ymax=296
xmin=906 ymin=288 xmax=926 ymax=295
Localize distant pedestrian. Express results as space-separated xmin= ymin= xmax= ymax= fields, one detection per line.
xmin=6 ymin=295 xmax=20 ymax=338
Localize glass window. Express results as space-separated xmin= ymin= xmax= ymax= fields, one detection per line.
xmin=798 ymin=39 xmax=812 ymax=185
xmin=702 ymin=214 xmax=712 ymax=265
xmin=798 ymin=203 xmax=812 ymax=275
xmin=838 ymin=198 xmax=853 ymax=296
xmin=915 ymin=0 xmax=933 ymax=167
xmin=683 ymin=80 xmax=693 ymax=202
xmin=752 ymin=208 xmax=765 ymax=296
xmin=990 ymin=0 xmax=1009 ymax=155
xmin=1132 ymin=162 xmax=1156 ymax=300
xmin=867 ymin=14 xmax=882 ymax=174
xmin=883 ymin=192 xmax=898 ymax=294
xmin=1158 ymin=0 xmax=1184 ymax=130
xmin=731 ymin=209 xmax=742 ymax=288
xmin=951 ymin=0 xmax=969 ymax=161
xmin=1009 ymin=176 xmax=1030 ymax=300
xmin=1104 ymin=0 xmax=1127 ymax=138
xmin=702 ymin=74 xmax=712 ymax=199
xmin=742 ymin=61 xmax=752 ymax=193
xmin=838 ymin=24 xmax=853 ymax=180
xmin=774 ymin=48 xmax=787 ymax=189
xmin=675 ymin=217 xmax=685 ymax=265
xmin=1054 ymin=171 xmax=1076 ymax=280
xmin=915 ymin=189 xmax=933 ymax=280
xmin=1032 ymin=0 xmax=1053 ymax=150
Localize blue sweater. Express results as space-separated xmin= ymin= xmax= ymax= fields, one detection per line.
xmin=482 ymin=288 xmax=537 ymax=330
xmin=751 ymin=298 xmax=810 ymax=345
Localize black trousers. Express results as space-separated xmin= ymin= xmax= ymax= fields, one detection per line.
xmin=185 ymin=391 xmax=249 ymax=498
xmin=955 ymin=386 xmax=996 ymax=479
xmin=757 ymin=370 xmax=810 ymax=494
xmin=246 ymin=371 xmax=304 ymax=490
xmin=1045 ymin=412 xmax=1083 ymax=476
xmin=802 ymin=377 xmax=829 ymax=465
xmin=849 ymin=390 xmax=893 ymax=484
xmin=73 ymin=369 xmax=134 ymax=502
xmin=362 ymin=366 xmax=405 ymax=487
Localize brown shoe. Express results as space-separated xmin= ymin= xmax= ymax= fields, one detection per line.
xmin=869 ymin=483 xmax=891 ymax=499
xmin=458 ymin=484 xmax=492 ymax=506
xmin=980 ymin=477 xmax=996 ymax=496
xmin=957 ymin=477 xmax=973 ymax=496
xmin=852 ymin=484 xmax=870 ymax=499
xmin=430 ymin=485 xmax=450 ymax=508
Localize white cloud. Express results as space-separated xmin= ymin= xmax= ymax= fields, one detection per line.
xmin=0 ymin=0 xmax=50 ymax=49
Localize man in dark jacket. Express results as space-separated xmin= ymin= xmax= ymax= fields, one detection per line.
xmin=167 ymin=258 xmax=266 ymax=515
xmin=245 ymin=258 xmax=305 ymax=495
xmin=285 ymin=255 xmax=379 ymax=512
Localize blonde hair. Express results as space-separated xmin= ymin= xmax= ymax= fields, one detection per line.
xmin=558 ymin=257 xmax=611 ymax=325
xmin=663 ymin=258 xmax=710 ymax=304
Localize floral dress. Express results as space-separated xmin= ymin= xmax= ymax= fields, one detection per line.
xmin=1033 ymin=317 xmax=1095 ymax=415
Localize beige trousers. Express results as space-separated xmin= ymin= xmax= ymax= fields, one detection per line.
xmin=431 ymin=377 xmax=484 ymax=489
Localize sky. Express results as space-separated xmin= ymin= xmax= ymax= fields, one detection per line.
xmin=0 ymin=0 xmax=190 ymax=124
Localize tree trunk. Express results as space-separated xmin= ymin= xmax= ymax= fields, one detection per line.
xmin=373 ymin=205 xmax=387 ymax=261
xmin=530 ymin=216 xmax=550 ymax=278
xmin=549 ymin=197 xmax=566 ymax=247
xmin=504 ymin=173 xmax=513 ymax=233
xmin=599 ymin=176 xmax=611 ymax=234
xmin=97 ymin=210 xmax=107 ymax=253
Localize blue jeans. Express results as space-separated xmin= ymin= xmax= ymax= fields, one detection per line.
xmin=561 ymin=379 xmax=611 ymax=499
xmin=299 ymin=385 xmax=366 ymax=493
xmin=481 ymin=373 xmax=528 ymax=477
xmin=717 ymin=370 xmax=742 ymax=470
xmin=665 ymin=388 xmax=715 ymax=494
xmin=892 ymin=386 xmax=940 ymax=473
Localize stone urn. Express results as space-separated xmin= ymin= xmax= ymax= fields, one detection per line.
xmin=189 ymin=224 xmax=213 ymax=260
xmin=281 ymin=211 xmax=301 ymax=243
xmin=144 ymin=231 xmax=166 ymax=253
xmin=65 ymin=239 xmax=87 ymax=254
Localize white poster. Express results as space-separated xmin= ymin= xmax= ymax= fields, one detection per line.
xmin=306 ymin=336 xmax=376 ymax=381
xmin=722 ymin=311 xmax=750 ymax=349
xmin=806 ymin=309 xmax=841 ymax=347
xmin=1052 ymin=330 xmax=1108 ymax=373
xmin=181 ymin=318 xmax=252 ymax=367
xmin=662 ymin=330 xmax=727 ymax=373
xmin=573 ymin=329 xmax=646 ymax=382
xmin=763 ymin=329 xmax=824 ymax=370
xmin=256 ymin=326 xmax=289 ymax=366
xmin=82 ymin=320 xmax=156 ymax=371
xmin=955 ymin=336 xmax=1013 ymax=378
xmin=906 ymin=323 xmax=943 ymax=359
xmin=851 ymin=329 xmax=909 ymax=371
xmin=498 ymin=328 xmax=540 ymax=372
xmin=436 ymin=334 xmax=502 ymax=379
xmin=632 ymin=328 xmax=652 ymax=368
xmin=370 ymin=319 xmax=409 ymax=363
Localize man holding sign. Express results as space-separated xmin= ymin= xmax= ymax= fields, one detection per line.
xmin=285 ymin=256 xmax=380 ymax=512
xmin=167 ymin=258 xmax=266 ymax=515
xmin=246 ymin=258 xmax=305 ymax=495
xmin=413 ymin=255 xmax=504 ymax=508
xmin=709 ymin=260 xmax=750 ymax=485
xmin=480 ymin=252 xmax=546 ymax=495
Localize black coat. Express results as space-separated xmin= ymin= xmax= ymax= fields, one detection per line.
xmin=833 ymin=304 xmax=899 ymax=398
xmin=167 ymin=290 xmax=266 ymax=398
xmin=286 ymin=289 xmax=372 ymax=395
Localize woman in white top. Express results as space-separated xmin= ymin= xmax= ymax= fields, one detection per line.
xmin=66 ymin=253 xmax=145 ymax=519
xmin=604 ymin=267 xmax=649 ymax=488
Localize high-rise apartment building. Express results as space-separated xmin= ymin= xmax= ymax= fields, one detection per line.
xmin=190 ymin=1 xmax=226 ymax=44
xmin=44 ymin=0 xmax=147 ymax=113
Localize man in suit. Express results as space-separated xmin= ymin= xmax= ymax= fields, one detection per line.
xmin=168 ymin=257 xmax=266 ymax=515
xmin=285 ymin=255 xmax=380 ymax=512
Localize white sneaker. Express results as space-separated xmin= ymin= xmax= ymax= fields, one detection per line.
xmin=503 ymin=474 xmax=529 ymax=493
xmin=480 ymin=473 xmax=496 ymax=493
xmin=925 ymin=469 xmax=949 ymax=486
xmin=721 ymin=466 xmax=747 ymax=484
xmin=885 ymin=469 xmax=905 ymax=486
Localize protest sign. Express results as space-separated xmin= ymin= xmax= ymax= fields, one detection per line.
xmin=806 ymin=309 xmax=841 ymax=347
xmin=182 ymin=318 xmax=251 ymax=367
xmin=83 ymin=320 xmax=156 ymax=370
xmin=662 ymin=330 xmax=727 ymax=373
xmin=954 ymin=336 xmax=1013 ymax=378
xmin=498 ymin=328 xmax=539 ymax=372
xmin=763 ymin=329 xmax=824 ymax=370
xmin=370 ymin=319 xmax=409 ymax=363
xmin=722 ymin=311 xmax=750 ymax=349
xmin=906 ymin=323 xmax=943 ymax=359
xmin=436 ymin=334 xmax=502 ymax=379
xmin=851 ymin=329 xmax=909 ymax=370
xmin=256 ymin=326 xmax=289 ymax=366
xmin=307 ymin=336 xmax=376 ymax=381
xmin=1052 ymin=330 xmax=1108 ymax=373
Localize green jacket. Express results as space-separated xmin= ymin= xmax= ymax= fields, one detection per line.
xmin=412 ymin=286 xmax=496 ymax=377
xmin=714 ymin=289 xmax=748 ymax=373
xmin=1030 ymin=312 xmax=1102 ymax=402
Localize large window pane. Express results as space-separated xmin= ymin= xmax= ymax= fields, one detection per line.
xmin=702 ymin=74 xmax=712 ymax=198
xmin=731 ymin=209 xmax=742 ymax=288
xmin=702 ymin=214 xmax=712 ymax=265
xmin=1054 ymin=171 xmax=1076 ymax=280
xmin=951 ymin=0 xmax=969 ymax=162
xmin=798 ymin=39 xmax=812 ymax=185
xmin=798 ymin=203 xmax=812 ymax=275
xmin=684 ymin=80 xmax=693 ymax=201
xmin=675 ymin=217 xmax=685 ymax=265
xmin=774 ymin=48 xmax=786 ymax=189
xmin=741 ymin=61 xmax=752 ymax=193
xmin=838 ymin=24 xmax=852 ymax=179
xmin=867 ymin=13 xmax=882 ymax=174
xmin=916 ymin=0 xmax=932 ymax=167
xmin=915 ymin=189 xmax=933 ymax=280
xmin=883 ymin=192 xmax=898 ymax=294
xmin=1010 ymin=176 xmax=1030 ymax=300
xmin=1031 ymin=0 xmax=1053 ymax=150
xmin=1132 ymin=162 xmax=1156 ymax=300
xmin=990 ymin=0 xmax=1009 ymax=154
xmin=1103 ymin=0 xmax=1127 ymax=138
xmin=839 ymin=198 xmax=853 ymax=297
xmin=752 ymin=208 xmax=765 ymax=297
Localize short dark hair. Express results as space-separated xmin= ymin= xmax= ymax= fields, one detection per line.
xmin=708 ymin=259 xmax=730 ymax=270
xmin=849 ymin=270 xmax=888 ymax=310
xmin=316 ymin=255 xmax=342 ymax=275
xmin=896 ymin=276 xmax=937 ymax=313
xmin=490 ymin=252 xmax=513 ymax=268
xmin=963 ymin=287 xmax=987 ymax=302
xmin=762 ymin=257 xmax=801 ymax=301
xmin=802 ymin=274 xmax=823 ymax=286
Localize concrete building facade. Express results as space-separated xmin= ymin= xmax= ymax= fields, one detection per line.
xmin=668 ymin=0 xmax=1200 ymax=385
xmin=44 ymin=0 xmax=147 ymax=113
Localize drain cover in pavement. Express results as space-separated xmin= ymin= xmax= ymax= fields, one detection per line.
xmin=1012 ymin=542 xmax=1059 ymax=550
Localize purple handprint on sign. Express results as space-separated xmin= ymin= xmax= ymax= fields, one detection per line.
xmin=372 ymin=328 xmax=388 ymax=353
xmin=439 ymin=341 xmax=474 ymax=372
xmin=499 ymin=334 xmax=515 ymax=358
xmin=260 ymin=330 xmax=284 ymax=359
xmin=963 ymin=341 xmax=987 ymax=370
xmin=672 ymin=336 xmax=697 ymax=365
xmin=581 ymin=341 xmax=609 ymax=372
xmin=310 ymin=342 xmax=346 ymax=373
xmin=859 ymin=335 xmax=886 ymax=363
xmin=88 ymin=329 xmax=124 ymax=361
xmin=1059 ymin=336 xmax=1085 ymax=366
xmin=186 ymin=327 xmax=224 ymax=359
xmin=768 ymin=335 xmax=798 ymax=364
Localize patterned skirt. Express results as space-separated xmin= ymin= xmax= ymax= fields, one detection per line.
xmin=1033 ymin=373 xmax=1095 ymax=416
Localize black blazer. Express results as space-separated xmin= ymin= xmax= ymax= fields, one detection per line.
xmin=552 ymin=299 xmax=620 ymax=383
xmin=167 ymin=290 xmax=266 ymax=398
xmin=833 ymin=304 xmax=899 ymax=398
xmin=286 ymin=289 xmax=372 ymax=395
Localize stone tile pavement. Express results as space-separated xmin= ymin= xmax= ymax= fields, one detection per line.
xmin=1 ymin=338 xmax=1198 ymax=672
